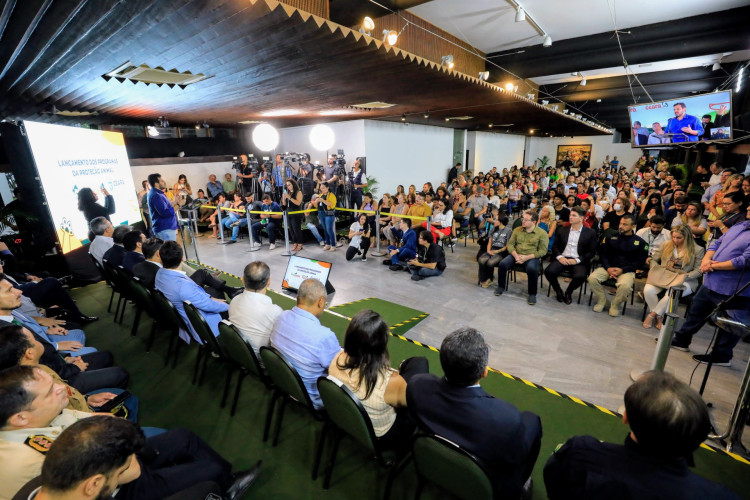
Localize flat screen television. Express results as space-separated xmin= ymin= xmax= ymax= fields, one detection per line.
xmin=281 ymin=255 xmax=332 ymax=292
xmin=627 ymin=90 xmax=732 ymax=147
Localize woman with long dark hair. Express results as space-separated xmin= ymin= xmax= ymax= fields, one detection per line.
xmin=282 ymin=178 xmax=304 ymax=251
xmin=328 ymin=309 xmax=428 ymax=450
xmin=77 ymin=186 xmax=115 ymax=225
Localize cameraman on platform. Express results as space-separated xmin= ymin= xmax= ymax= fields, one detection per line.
xmin=236 ymin=154 xmax=254 ymax=196
xmin=349 ymin=159 xmax=367 ymax=211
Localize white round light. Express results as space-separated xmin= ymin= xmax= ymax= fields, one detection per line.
xmin=252 ymin=124 xmax=279 ymax=151
xmin=309 ymin=124 xmax=335 ymax=151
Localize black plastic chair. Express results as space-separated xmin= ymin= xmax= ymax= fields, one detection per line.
xmin=505 ymin=261 xmax=545 ymax=291
xmin=316 ymin=376 xmax=403 ymax=494
xmin=150 ymin=289 xmax=187 ymax=367
xmin=183 ymin=301 xmax=227 ymax=387
xmin=411 ymin=434 xmax=494 ymax=500
xmin=128 ymin=277 xmax=157 ymax=340
xmin=259 ymin=346 xmax=326 ymax=476
xmin=101 ymin=259 xmax=124 ymax=317
xmin=89 ymin=254 xmax=116 ymax=312
xmin=113 ymin=266 xmax=137 ymax=325
xmin=216 ymin=320 xmax=270 ymax=415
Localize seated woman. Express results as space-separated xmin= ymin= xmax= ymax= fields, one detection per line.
xmin=207 ymin=192 xmax=230 ymax=238
xmin=423 ymin=199 xmax=452 ymax=243
xmin=677 ymin=201 xmax=708 ymax=246
xmin=580 ymin=197 xmax=599 ymax=230
xmin=477 ymin=210 xmax=511 ymax=288
xmin=643 ymin=224 xmax=704 ymax=329
xmin=328 ymin=309 xmax=428 ymax=451
xmin=538 ymin=205 xmax=557 ymax=252
xmin=346 ymin=213 xmax=372 ymax=262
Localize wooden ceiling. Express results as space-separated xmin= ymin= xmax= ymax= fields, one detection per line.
xmin=0 ymin=0 xmax=609 ymax=137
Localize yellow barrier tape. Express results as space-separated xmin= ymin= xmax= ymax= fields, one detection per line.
xmin=333 ymin=207 xmax=377 ymax=215
xmin=196 ymin=204 xmax=428 ymax=220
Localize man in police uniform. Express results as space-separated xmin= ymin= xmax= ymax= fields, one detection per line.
xmin=0 ymin=365 xmax=261 ymax=500
xmin=544 ymin=371 xmax=740 ymax=499
xmin=587 ymin=214 xmax=648 ymax=317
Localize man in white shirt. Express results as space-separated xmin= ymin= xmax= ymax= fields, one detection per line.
xmin=707 ymin=162 xmax=723 ymax=187
xmin=635 ymin=215 xmax=671 ymax=264
xmin=88 ymin=216 xmax=114 ymax=264
xmin=228 ymin=261 xmax=282 ymax=357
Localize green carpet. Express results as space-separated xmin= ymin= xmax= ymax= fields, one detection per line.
xmin=69 ymin=280 xmax=750 ymax=499
xmin=329 ymin=297 xmax=429 ymax=336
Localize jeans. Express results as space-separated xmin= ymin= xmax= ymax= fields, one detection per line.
xmin=251 ymin=220 xmax=277 ymax=244
xmin=319 ymin=211 xmax=336 ymax=246
xmin=388 ymin=245 xmax=416 ymax=266
xmin=155 ymin=229 xmax=177 ymax=241
xmin=410 ymin=266 xmax=443 ymax=279
xmin=497 ymin=255 xmax=540 ymax=295
xmin=673 ymin=286 xmax=750 ymax=360
xmin=306 ymin=223 xmax=324 ymax=243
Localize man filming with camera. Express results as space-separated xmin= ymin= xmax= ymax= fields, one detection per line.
xmin=349 ymin=159 xmax=367 ymax=211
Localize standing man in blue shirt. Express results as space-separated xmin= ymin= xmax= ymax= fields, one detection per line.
xmin=146 ymin=173 xmax=178 ymax=241
xmin=666 ymin=102 xmax=703 ymax=143
xmin=269 ymin=278 xmax=341 ymax=409
xmin=672 ymin=204 xmax=750 ymax=366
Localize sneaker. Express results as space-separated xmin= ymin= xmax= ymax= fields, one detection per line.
xmin=319 ymin=241 xmax=326 ymax=246
xmin=692 ymin=353 xmax=731 ymax=367
xmin=527 ymin=295 xmax=537 ymax=305
xmin=336 ymin=241 xmax=344 ymax=248
xmin=252 ymin=242 xmax=261 ymax=248
xmin=411 ymin=275 xmax=423 ymax=281
xmin=328 ymin=246 xmax=336 ymax=252
xmin=450 ymin=237 xmax=458 ymax=243
xmin=494 ymin=288 xmax=504 ymax=296
xmin=480 ymin=279 xmax=492 ymax=288
xmin=361 ymin=255 xmax=367 ymax=262
xmin=269 ymin=243 xmax=276 ymax=250
xmin=226 ymin=240 xmax=237 ymax=245
xmin=670 ymin=339 xmax=690 ymax=352
xmin=323 ymin=245 xmax=331 ymax=250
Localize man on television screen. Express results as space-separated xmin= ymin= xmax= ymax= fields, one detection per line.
xmin=666 ymin=102 xmax=703 ymax=143
xmin=632 ymin=121 xmax=650 ymax=145
xmin=711 ymin=128 xmax=730 ymax=140
xmin=647 ymin=122 xmax=670 ymax=144
xmin=700 ymin=114 xmax=714 ymax=140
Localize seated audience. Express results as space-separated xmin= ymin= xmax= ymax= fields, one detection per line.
xmin=0 ymin=368 xmax=261 ymax=500
xmin=588 ymin=214 xmax=649 ymax=317
xmin=120 ymin=230 xmax=146 ymax=273
xmin=635 ymin=215 xmax=671 ymax=264
xmin=88 ymin=216 xmax=114 ymax=264
xmin=551 ymin=194 xmax=570 ymax=224
xmin=384 ymin=219 xmax=417 ymax=271
xmin=206 ymin=173 xmax=223 ymax=198
xmin=538 ymin=205 xmax=556 ymax=251
xmin=11 ymin=306 xmax=97 ymax=357
xmin=665 ymin=194 xmax=689 ymax=227
xmin=407 ymin=327 xmax=541 ymax=499
xmin=477 ymin=212 xmax=511 ymax=288
xmin=407 ymin=230 xmax=446 ymax=281
xmin=0 ymin=274 xmax=128 ymax=394
xmin=423 ymin=198 xmax=453 ymax=242
xmin=222 ymin=192 xmax=248 ymax=244
xmin=251 ymin=195 xmax=283 ymax=250
xmin=544 ymin=207 xmax=598 ymax=305
xmin=707 ymin=190 xmax=745 ymax=242
xmin=228 ymin=261 xmax=282 ymax=357
xmin=346 ymin=213 xmax=372 ymax=262
xmin=466 ymin=187 xmax=489 ymax=233
xmin=643 ymin=225 xmax=704 ymax=329
xmin=544 ymin=371 xmax=740 ymax=499
xmin=679 ymin=201 xmax=709 ymax=246
xmin=495 ymin=210 xmax=549 ymax=305
xmin=154 ymin=242 xmax=229 ymax=344
xmin=101 ymin=225 xmax=132 ymax=268
xmin=269 ymin=279 xmax=341 ymax=409
xmin=328 ymin=310 xmax=428 ymax=451
xmin=601 ymin=197 xmax=629 ymax=233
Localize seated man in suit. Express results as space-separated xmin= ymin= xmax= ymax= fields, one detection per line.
xmin=269 ymin=279 xmax=341 ymax=409
xmin=544 ymin=371 xmax=740 ymax=499
xmin=102 ymin=225 xmax=132 ymax=268
xmin=384 ymin=218 xmax=417 ymax=271
xmin=154 ymin=241 xmax=229 ymax=344
xmin=134 ymin=238 xmax=242 ymax=299
xmin=544 ymin=206 xmax=598 ymax=304
xmin=406 ymin=327 xmax=542 ymax=498
xmin=0 ymin=368 xmax=262 ymax=500
xmin=120 ymin=230 xmax=146 ymax=274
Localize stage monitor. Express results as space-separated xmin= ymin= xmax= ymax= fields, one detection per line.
xmin=627 ymin=90 xmax=732 ymax=147
xmin=282 ymin=255 xmax=332 ymax=292
xmin=23 ymin=121 xmax=142 ymax=251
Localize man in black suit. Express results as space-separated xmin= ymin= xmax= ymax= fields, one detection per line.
xmin=544 ymin=206 xmax=598 ymax=304
xmin=406 ymin=327 xmax=542 ymax=498
xmin=102 ymin=225 xmax=132 ymax=268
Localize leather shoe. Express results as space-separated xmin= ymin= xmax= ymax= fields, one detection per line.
xmin=520 ymin=477 xmax=533 ymax=500
xmin=226 ymin=461 xmax=262 ymax=500
xmin=78 ymin=315 xmax=99 ymax=323
xmin=554 ymin=290 xmax=564 ymax=302
xmin=563 ymin=293 xmax=573 ymax=305
xmin=382 ymin=259 xmax=392 ymax=266
xmin=227 ymin=287 xmax=244 ymax=299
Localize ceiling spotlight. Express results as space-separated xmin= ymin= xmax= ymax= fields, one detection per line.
xmin=383 ymin=30 xmax=398 ymax=45
xmin=478 ymin=71 xmax=489 ymax=81
xmin=515 ymin=7 xmax=526 ymax=22
xmin=505 ymin=82 xmax=515 ymax=91
xmin=488 ymin=123 xmax=493 ymax=128
xmin=596 ymin=98 xmax=602 ymax=102
xmin=423 ymin=111 xmax=430 ymax=119
xmin=202 ymin=121 xmax=210 ymax=129
xmin=529 ymin=129 xmax=534 ymax=134
xmin=401 ymin=113 xmax=406 ymax=122
xmin=363 ymin=16 xmax=375 ymax=31
xmin=194 ymin=123 xmax=200 ymax=130
xmin=445 ymin=118 xmax=450 ymax=122
xmin=542 ymin=99 xmax=549 ymax=105
xmin=563 ymin=109 xmax=569 ymax=114
xmin=542 ymin=34 xmax=552 ymax=47
xmin=441 ymin=55 xmax=455 ymax=69
xmin=712 ymin=62 xmax=721 ymax=71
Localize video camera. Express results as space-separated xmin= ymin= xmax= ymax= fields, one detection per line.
xmin=231 ymin=154 xmax=259 ymax=172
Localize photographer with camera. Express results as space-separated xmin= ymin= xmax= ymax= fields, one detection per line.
xmin=349 ymin=159 xmax=367 ymax=211
xmin=235 ymin=154 xmax=255 ymax=197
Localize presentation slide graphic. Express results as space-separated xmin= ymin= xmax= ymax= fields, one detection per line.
xmin=282 ymin=256 xmax=332 ymax=290
xmin=23 ymin=121 xmax=142 ymax=251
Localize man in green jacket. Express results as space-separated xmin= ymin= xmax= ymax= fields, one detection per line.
xmin=495 ymin=210 xmax=549 ymax=305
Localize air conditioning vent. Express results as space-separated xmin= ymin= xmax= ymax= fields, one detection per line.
xmin=346 ymin=101 xmax=397 ymax=111
xmin=102 ymin=61 xmax=213 ymax=88
xmin=446 ymin=116 xmax=473 ymax=121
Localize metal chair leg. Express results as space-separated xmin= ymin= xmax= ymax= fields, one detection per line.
xmin=272 ymin=398 xmax=289 ymax=446
xmin=221 ymin=365 xmax=234 ymax=408
xmin=322 ymin=431 xmax=342 ymax=490
xmin=263 ymin=392 xmax=279 ymax=442
xmin=312 ymin=421 xmax=330 ymax=480
xmin=230 ymin=372 xmax=246 ymax=416
xmin=130 ymin=308 xmax=142 ymax=337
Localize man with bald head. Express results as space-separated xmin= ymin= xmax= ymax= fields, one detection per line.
xmin=269 ymin=279 xmax=341 ymax=409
